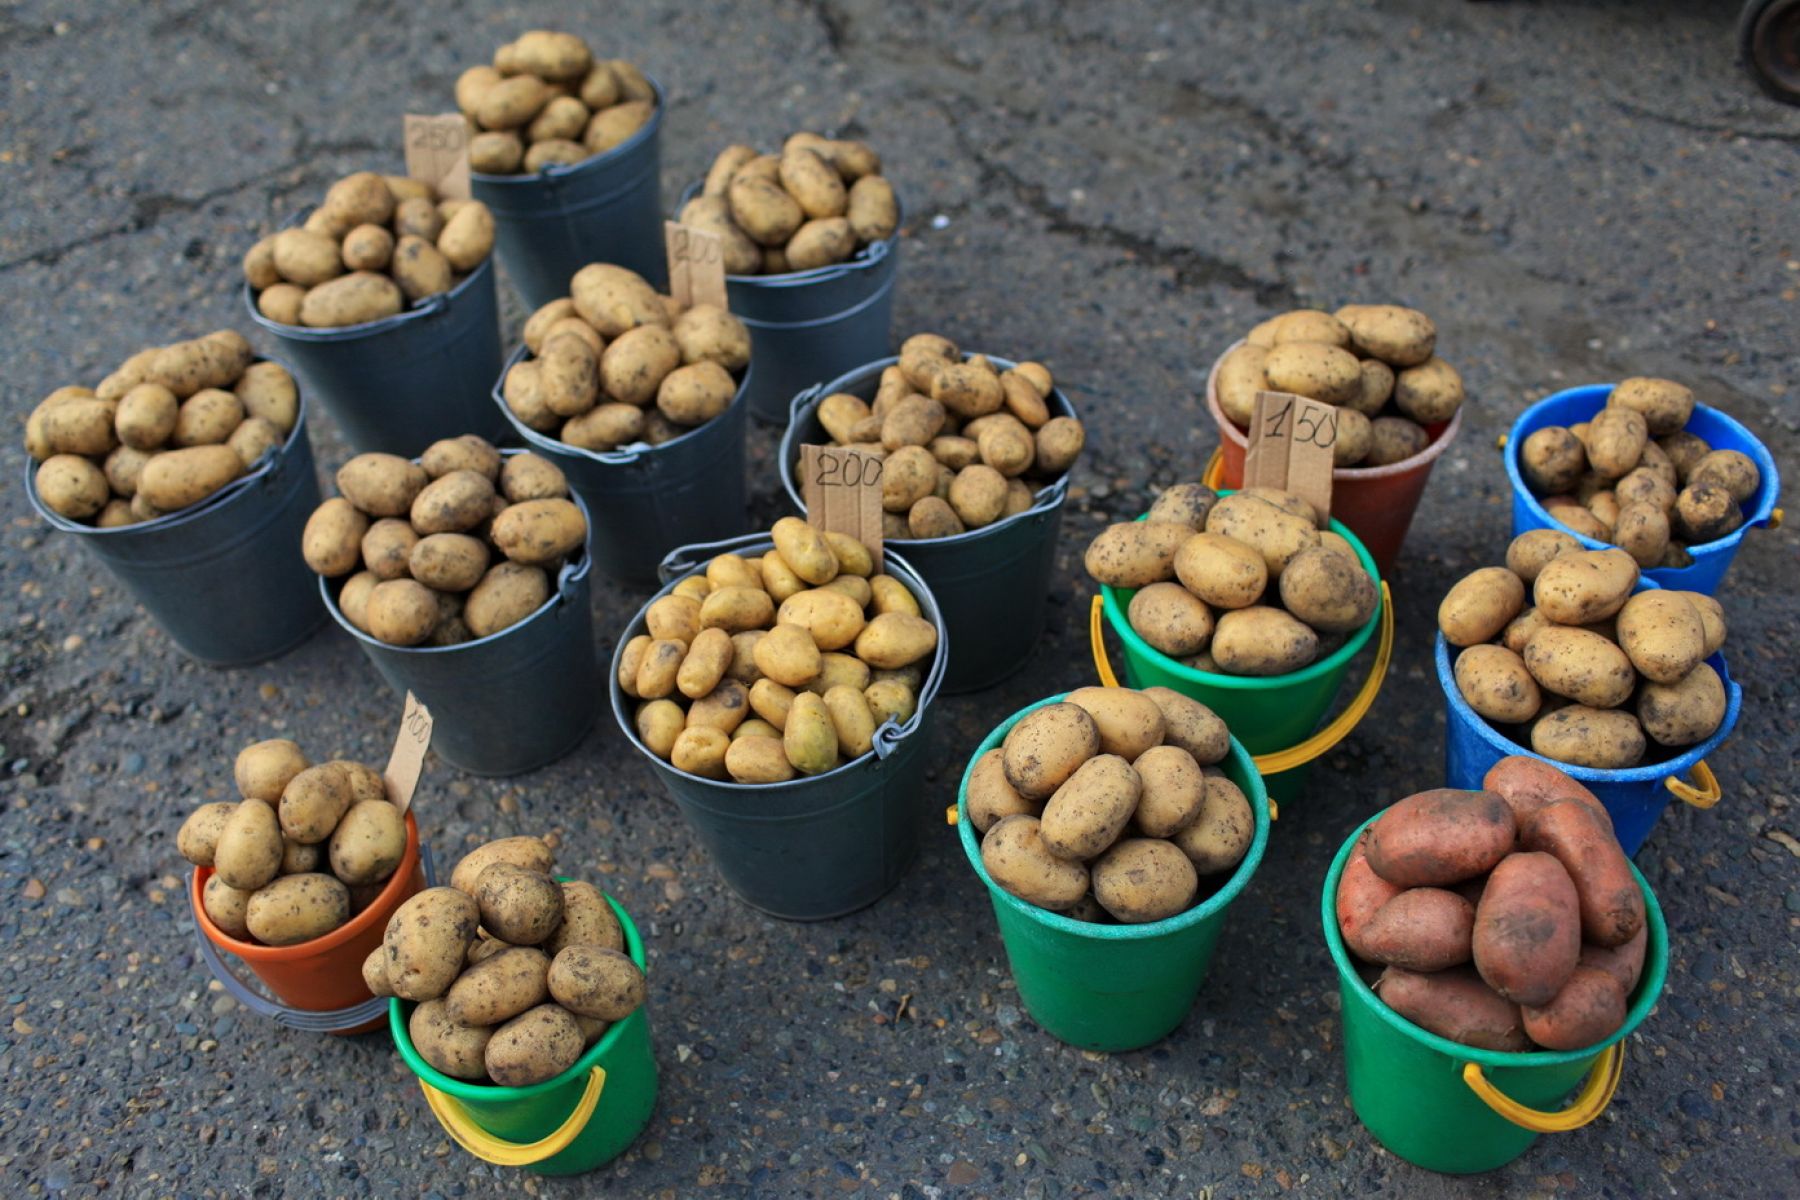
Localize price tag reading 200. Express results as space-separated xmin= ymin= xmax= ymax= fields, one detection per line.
xmin=800 ymin=444 xmax=885 ymax=571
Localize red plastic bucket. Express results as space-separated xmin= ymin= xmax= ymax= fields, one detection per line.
xmin=1204 ymin=341 xmax=1463 ymax=574
xmin=190 ymin=809 xmax=425 ymax=1034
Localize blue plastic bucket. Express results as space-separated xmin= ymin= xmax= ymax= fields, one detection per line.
xmin=491 ymin=346 xmax=752 ymax=585
xmin=245 ymin=255 xmax=505 ymax=457
xmin=473 ymin=78 xmax=668 ymax=307
xmin=1505 ymin=386 xmax=1781 ymax=594
xmin=25 ymin=371 xmax=326 ymax=667
xmin=675 ymin=181 xmax=900 ymax=424
xmin=1436 ymin=632 xmax=1740 ymax=856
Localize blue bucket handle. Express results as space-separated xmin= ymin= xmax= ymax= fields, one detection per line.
xmin=190 ymin=844 xmax=437 ymax=1034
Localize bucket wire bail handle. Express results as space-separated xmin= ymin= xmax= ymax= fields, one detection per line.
xmin=420 ymin=1065 xmax=606 ymax=1166
xmin=788 ymin=382 xmax=825 ymax=427
xmin=1666 ymin=759 xmax=1721 ymax=809
xmin=1461 ymin=1043 xmax=1624 ymax=1133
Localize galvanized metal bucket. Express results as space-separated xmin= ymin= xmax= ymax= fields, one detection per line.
xmin=674 ymin=181 xmax=901 ymax=424
xmin=25 ymin=370 xmax=326 ymax=667
xmin=490 ymin=347 xmax=752 ymax=585
xmin=244 ymin=254 xmax=505 ymax=457
xmin=475 ymin=78 xmax=668 ymax=308
xmin=779 ymin=355 xmax=1074 ymax=693
xmin=320 ymin=458 xmax=599 ymax=776
xmin=610 ymin=532 xmax=948 ymax=920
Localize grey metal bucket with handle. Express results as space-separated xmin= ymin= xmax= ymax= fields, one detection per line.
xmin=610 ymin=532 xmax=947 ymax=921
xmin=490 ymin=346 xmax=753 ymax=585
xmin=674 ymin=181 xmax=901 ymax=424
xmin=474 ymin=78 xmax=668 ymax=308
xmin=320 ymin=457 xmax=599 ymax=777
xmin=24 ymin=370 xmax=326 ymax=667
xmin=778 ymin=355 xmax=1074 ymax=693
xmin=243 ymin=248 xmax=505 ymax=458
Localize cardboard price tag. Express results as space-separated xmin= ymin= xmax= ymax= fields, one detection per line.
xmin=664 ymin=222 xmax=729 ymax=311
xmin=404 ymin=113 xmax=471 ymax=201
xmin=799 ymin=444 xmax=884 ymax=572
xmin=382 ymin=691 xmax=434 ymax=813
xmin=1243 ymin=390 xmax=1337 ymax=523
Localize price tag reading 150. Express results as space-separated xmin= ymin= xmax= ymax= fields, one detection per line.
xmin=1243 ymin=389 xmax=1335 ymax=523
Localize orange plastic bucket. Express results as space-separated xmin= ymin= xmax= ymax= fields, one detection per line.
xmin=191 ymin=809 xmax=425 ymax=1032
xmin=1204 ymin=341 xmax=1463 ymax=574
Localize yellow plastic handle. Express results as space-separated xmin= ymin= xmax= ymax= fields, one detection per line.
xmin=946 ymin=805 xmax=959 ymax=826
xmin=1665 ymin=759 xmax=1721 ymax=809
xmin=1767 ymin=506 xmax=1784 ymax=531
xmin=420 ymin=1066 xmax=605 ymax=1167
xmin=1201 ymin=447 xmax=1228 ymax=491
xmin=1087 ymin=581 xmax=1395 ymax=779
xmin=1461 ymin=1043 xmax=1623 ymax=1133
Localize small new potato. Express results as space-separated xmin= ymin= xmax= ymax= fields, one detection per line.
xmin=981 ymin=815 xmax=1091 ymax=911
xmin=245 ymin=873 xmax=350 ymax=946
xmin=1093 ymin=839 xmax=1199 ymax=924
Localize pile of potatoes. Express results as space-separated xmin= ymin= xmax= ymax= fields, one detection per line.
xmin=678 ymin=134 xmax=898 ymax=275
xmin=369 ymin=837 xmax=647 ymax=1087
xmin=974 ymin=687 xmax=1253 ymax=923
xmin=1214 ymin=305 xmax=1464 ymax=467
xmin=808 ymin=334 xmax=1087 ymax=540
xmin=1086 ymin=485 xmax=1379 ymax=676
xmin=618 ymin=520 xmax=939 ymax=783
xmin=179 ymin=739 xmax=409 ymax=946
xmin=1441 ymin=537 xmax=1729 ymax=769
xmin=27 ymin=330 xmax=297 ymax=527
xmin=244 ymin=173 xmax=495 ymax=329
xmin=502 ymin=264 xmax=752 ymax=451
xmin=1337 ymin=759 xmax=1648 ymax=1052
xmin=1517 ymin=379 xmax=1763 ymax=567
xmin=303 ymin=437 xmax=585 ymax=647
xmin=455 ymin=33 xmax=656 ymax=175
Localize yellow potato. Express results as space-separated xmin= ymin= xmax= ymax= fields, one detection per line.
xmin=1093 ymin=839 xmax=1199 ymax=924
xmin=1522 ymin=626 xmax=1637 ymax=708
xmin=1505 ymin=529 xmax=1582 ymax=583
xmin=329 ymin=799 xmax=408 ymax=885
xmin=1393 ymin=357 xmax=1465 ymax=424
xmin=411 ymin=469 xmax=497 ymax=534
xmin=635 ymin=699 xmax=684 ymax=758
xmin=1531 ymin=705 xmax=1645 ymax=769
xmin=1438 ymin=567 xmax=1526 ymax=647
xmin=1171 ymin=771 xmax=1255 ymax=874
xmin=1342 ymin=305 xmax=1435 ymax=366
xmin=1202 ymin=493 xmax=1318 ymax=578
xmin=1141 ymin=687 xmax=1229 ymax=765
xmin=137 ymin=445 xmax=242 ymax=512
xmin=1127 ymin=581 xmax=1214 ymax=657
xmin=1609 ymin=377 xmax=1694 ymax=437
xmin=687 ymin=677 xmax=751 ymax=735
xmin=1263 ymin=341 xmax=1361 ymax=405
xmin=1211 ymin=607 xmax=1318 ymax=675
xmin=966 ymin=748 xmax=1038 ymax=833
xmin=1002 ymin=703 xmax=1100 ymax=800
xmin=1084 ymin=521 xmax=1194 ymax=588
xmin=465 ymin=562 xmax=550 ymax=637
xmin=980 ymin=815 xmax=1090 ymax=911
xmin=853 ymin=612 xmax=937 ymax=669
xmin=1040 ymin=753 xmax=1141 ymax=861
xmin=1533 ymin=548 xmax=1637 ymax=625
xmin=213 ymin=799 xmax=284 ymax=891
xmin=1214 ymin=343 xmax=1270 ymax=426
xmin=783 ymin=691 xmax=841 ymax=775
xmin=1453 ymin=645 xmax=1541 ymax=724
xmin=1279 ymin=544 xmax=1376 ymax=633
xmin=246 ymin=873 xmax=350 ymax=946
xmin=1614 ymin=591 xmax=1705 ymax=684
xmin=1063 ymin=687 xmax=1166 ymax=760
xmin=777 ymin=588 xmax=865 ymax=651
xmin=847 ymin=174 xmax=899 ymax=242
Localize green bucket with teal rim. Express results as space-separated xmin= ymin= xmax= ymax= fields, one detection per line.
xmin=1323 ymin=812 xmax=1668 ymax=1174
xmin=1090 ymin=497 xmax=1392 ymax=809
xmin=390 ymin=892 xmax=657 ymax=1176
xmin=955 ymin=693 xmax=1271 ymax=1052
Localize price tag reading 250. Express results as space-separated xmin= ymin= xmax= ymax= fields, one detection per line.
xmin=1243 ymin=390 xmax=1336 ymax=523
xmin=800 ymin=444 xmax=884 ymax=571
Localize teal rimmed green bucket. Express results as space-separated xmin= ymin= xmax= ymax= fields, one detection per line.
xmin=1323 ymin=811 xmax=1668 ymax=1174
xmin=1090 ymin=498 xmax=1393 ymax=809
xmin=390 ymin=893 xmax=657 ymax=1176
xmin=954 ymin=693 xmax=1270 ymax=1052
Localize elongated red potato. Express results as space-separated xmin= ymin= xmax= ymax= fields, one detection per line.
xmin=1523 ymin=799 xmax=1644 ymax=947
xmin=1374 ymin=965 xmax=1533 ymax=1052
xmin=1482 ymin=754 xmax=1613 ymax=836
xmin=1522 ymin=965 xmax=1628 ymax=1051
xmin=1473 ymin=851 xmax=1581 ymax=1006
xmin=1365 ymin=789 xmax=1516 ymax=887
xmin=1335 ymin=834 xmax=1404 ymax=959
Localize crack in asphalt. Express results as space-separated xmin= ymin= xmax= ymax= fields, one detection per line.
xmin=1613 ymin=99 xmax=1800 ymax=144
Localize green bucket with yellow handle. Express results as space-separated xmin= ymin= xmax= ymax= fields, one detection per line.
xmin=1089 ymin=497 xmax=1393 ymax=811
xmin=1323 ymin=812 xmax=1668 ymax=1174
xmin=950 ymin=694 xmax=1271 ymax=1052
xmin=390 ymin=893 xmax=657 ymax=1176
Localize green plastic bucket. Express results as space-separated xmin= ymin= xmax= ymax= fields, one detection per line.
xmin=954 ymin=693 xmax=1271 ymax=1052
xmin=1090 ymin=499 xmax=1393 ymax=808
xmin=390 ymin=893 xmax=657 ymax=1176
xmin=1322 ymin=812 xmax=1668 ymax=1174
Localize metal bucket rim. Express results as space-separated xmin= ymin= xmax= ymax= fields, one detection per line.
xmin=1504 ymin=387 xmax=1782 ymax=553
xmin=955 ymin=691 xmax=1271 ymax=940
xmin=1099 ymin=495 xmax=1384 ymax=692
xmin=609 ymin=539 xmax=947 ymax=790
xmin=470 ymin=75 xmax=667 ymax=188
xmin=1205 ymin=338 xmax=1465 ymax=479
xmin=243 ymin=245 xmax=496 ymax=342
xmin=318 ymin=450 xmax=594 ymax=656
xmin=489 ymin=341 xmax=752 ymax=466
xmin=1322 ymin=808 xmax=1669 ymax=1066
xmin=391 ymin=891 xmax=647 ymax=1100
xmin=777 ymin=354 xmax=1076 ymax=547
xmin=674 ymin=178 xmax=902 ymax=287
xmin=26 ymin=359 xmax=312 ymax=539
xmin=1434 ymin=630 xmax=1742 ymax=784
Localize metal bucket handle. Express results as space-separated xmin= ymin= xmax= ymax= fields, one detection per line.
xmin=189 ymin=844 xmax=437 ymax=1034
xmin=654 ymin=530 xmax=946 ymax=758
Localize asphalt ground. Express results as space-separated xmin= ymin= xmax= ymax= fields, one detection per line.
xmin=2 ymin=1 xmax=1797 ymax=1196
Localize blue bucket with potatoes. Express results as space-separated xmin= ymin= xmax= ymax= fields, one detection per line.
xmin=1505 ymin=385 xmax=1781 ymax=595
